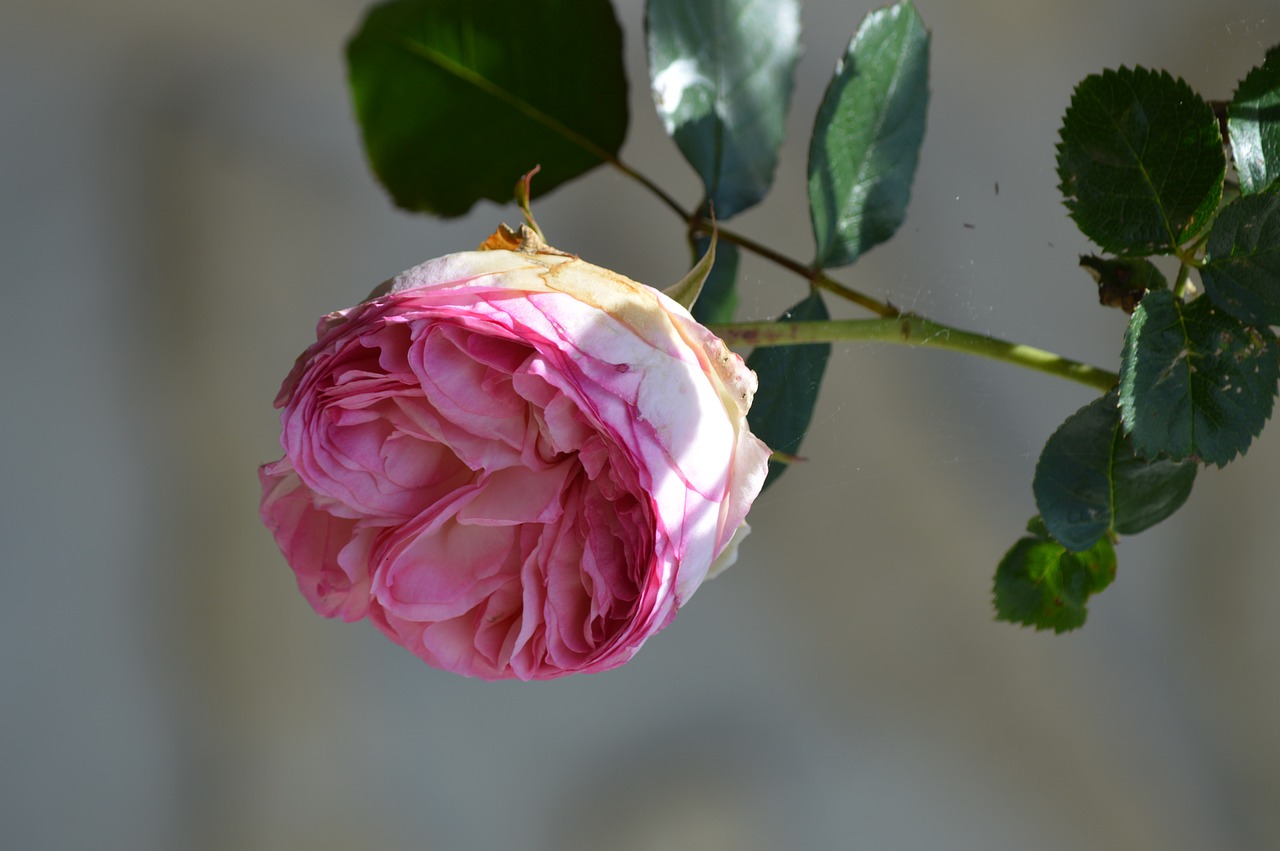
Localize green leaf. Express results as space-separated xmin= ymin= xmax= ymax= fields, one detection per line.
xmin=746 ymin=292 xmax=831 ymax=488
xmin=346 ymin=0 xmax=628 ymax=217
xmin=808 ymin=0 xmax=929 ymax=269
xmin=1199 ymin=188 xmax=1280 ymax=326
xmin=647 ymin=0 xmax=800 ymax=219
xmin=1033 ymin=394 xmax=1197 ymax=551
xmin=1229 ymin=46 xmax=1280 ymax=195
xmin=1119 ymin=290 xmax=1280 ymax=466
xmin=690 ymin=235 xmax=740 ymax=325
xmin=1056 ymin=67 xmax=1224 ymax=255
xmin=993 ymin=517 xmax=1117 ymax=634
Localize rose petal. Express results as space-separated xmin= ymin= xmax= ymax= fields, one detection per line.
xmin=258 ymin=458 xmax=379 ymax=621
xmin=261 ymin=246 xmax=772 ymax=679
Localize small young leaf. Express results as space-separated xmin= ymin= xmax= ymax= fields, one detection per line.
xmin=1199 ymin=188 xmax=1280 ymax=326
xmin=1229 ymin=46 xmax=1280 ymax=195
xmin=1056 ymin=67 xmax=1224 ymax=255
xmin=808 ymin=0 xmax=929 ymax=269
xmin=1033 ymin=393 xmax=1197 ymax=551
xmin=993 ymin=517 xmax=1117 ymax=634
xmin=647 ymin=0 xmax=801 ymax=219
xmin=1119 ymin=290 xmax=1280 ymax=466
xmin=690 ymin=235 xmax=740 ymax=325
xmin=347 ymin=0 xmax=628 ymax=216
xmin=746 ymin=292 xmax=831 ymax=488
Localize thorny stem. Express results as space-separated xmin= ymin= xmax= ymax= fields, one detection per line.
xmin=606 ymin=159 xmax=1116 ymax=392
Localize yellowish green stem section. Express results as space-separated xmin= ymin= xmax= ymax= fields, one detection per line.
xmin=603 ymin=168 xmax=1118 ymax=394
xmin=709 ymin=314 xmax=1119 ymax=393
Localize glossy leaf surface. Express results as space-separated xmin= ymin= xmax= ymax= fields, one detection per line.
xmin=1033 ymin=394 xmax=1196 ymax=551
xmin=647 ymin=0 xmax=800 ymax=218
xmin=1229 ymin=46 xmax=1280 ymax=196
xmin=1119 ymin=290 xmax=1280 ymax=466
xmin=808 ymin=0 xmax=929 ymax=268
xmin=1199 ymin=188 xmax=1280 ymax=327
xmin=347 ymin=0 xmax=628 ymax=216
xmin=1057 ymin=67 xmax=1224 ymax=255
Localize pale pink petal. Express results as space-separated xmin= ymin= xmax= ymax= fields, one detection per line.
xmin=258 ymin=458 xmax=377 ymax=621
xmin=372 ymin=490 xmax=520 ymax=623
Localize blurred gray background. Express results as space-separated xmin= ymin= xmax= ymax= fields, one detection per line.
xmin=5 ymin=1 xmax=1280 ymax=849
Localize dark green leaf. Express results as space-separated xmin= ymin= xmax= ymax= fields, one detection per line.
xmin=690 ymin=235 xmax=740 ymax=325
xmin=746 ymin=292 xmax=831 ymax=488
xmin=993 ymin=517 xmax=1117 ymax=634
xmin=1199 ymin=188 xmax=1280 ymax=326
xmin=1111 ymin=437 xmax=1197 ymax=536
xmin=1229 ymin=46 xmax=1280 ymax=195
xmin=347 ymin=0 xmax=628 ymax=216
xmin=1056 ymin=67 xmax=1224 ymax=255
xmin=1079 ymin=255 xmax=1166 ymax=313
xmin=647 ymin=0 xmax=800 ymax=219
xmin=808 ymin=0 xmax=929 ymax=268
xmin=1119 ymin=290 xmax=1280 ymax=465
xmin=1033 ymin=394 xmax=1197 ymax=551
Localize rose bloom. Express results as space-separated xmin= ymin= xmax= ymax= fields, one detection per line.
xmin=259 ymin=229 xmax=770 ymax=680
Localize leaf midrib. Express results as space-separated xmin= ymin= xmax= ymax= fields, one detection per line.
xmin=1082 ymin=78 xmax=1181 ymax=251
xmin=390 ymin=35 xmax=614 ymax=165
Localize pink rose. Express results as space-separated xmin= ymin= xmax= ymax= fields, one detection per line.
xmin=259 ymin=231 xmax=770 ymax=680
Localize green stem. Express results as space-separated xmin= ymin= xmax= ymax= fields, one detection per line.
xmin=812 ymin=271 xmax=899 ymax=317
xmin=709 ymin=315 xmax=1119 ymax=393
xmin=611 ymin=157 xmax=690 ymax=221
xmin=1172 ymin=263 xmax=1194 ymax=299
xmin=695 ymin=220 xmax=899 ymax=317
xmin=604 ymin=163 xmax=1115 ymax=393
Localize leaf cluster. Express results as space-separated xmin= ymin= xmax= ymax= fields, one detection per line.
xmin=647 ymin=0 xmax=930 ymax=485
xmin=341 ymin=0 xmax=1280 ymax=637
xmin=995 ymin=51 xmax=1280 ymax=633
xmin=345 ymin=0 xmax=931 ymax=489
